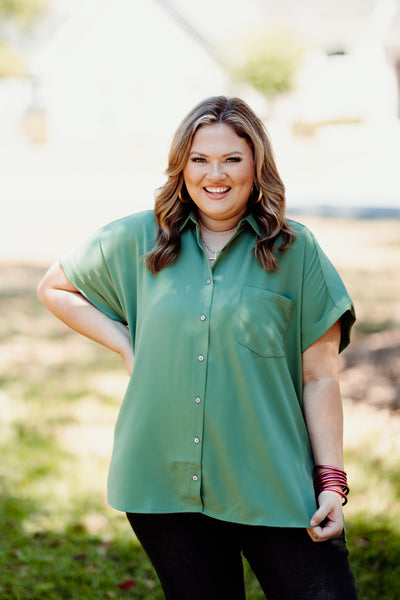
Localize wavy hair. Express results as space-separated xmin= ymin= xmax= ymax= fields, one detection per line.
xmin=145 ymin=96 xmax=295 ymax=274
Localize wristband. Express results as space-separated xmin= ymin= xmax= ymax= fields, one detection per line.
xmin=313 ymin=465 xmax=349 ymax=506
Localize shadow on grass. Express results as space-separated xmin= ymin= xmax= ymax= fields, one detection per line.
xmin=0 ymin=482 xmax=163 ymax=600
xmin=347 ymin=520 xmax=400 ymax=600
xmin=2 ymin=421 xmax=399 ymax=600
xmin=2 ymin=263 xmax=399 ymax=599
xmin=345 ymin=449 xmax=400 ymax=599
xmin=2 ymin=485 xmax=399 ymax=600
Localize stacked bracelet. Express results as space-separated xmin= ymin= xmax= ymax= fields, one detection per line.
xmin=313 ymin=465 xmax=350 ymax=506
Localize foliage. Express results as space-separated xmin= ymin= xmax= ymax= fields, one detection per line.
xmin=0 ymin=0 xmax=50 ymax=77
xmin=227 ymin=29 xmax=304 ymax=100
xmin=0 ymin=41 xmax=24 ymax=76
xmin=0 ymin=0 xmax=49 ymax=28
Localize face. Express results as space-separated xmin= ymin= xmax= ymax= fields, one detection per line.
xmin=183 ymin=123 xmax=254 ymax=231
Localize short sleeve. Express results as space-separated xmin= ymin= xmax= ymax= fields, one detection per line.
xmin=61 ymin=226 xmax=127 ymax=324
xmin=301 ymin=233 xmax=355 ymax=353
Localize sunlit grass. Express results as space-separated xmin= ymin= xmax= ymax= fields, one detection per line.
xmin=341 ymin=401 xmax=400 ymax=599
xmin=1 ymin=220 xmax=400 ymax=599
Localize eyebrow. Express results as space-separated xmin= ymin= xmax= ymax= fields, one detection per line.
xmin=189 ymin=151 xmax=244 ymax=157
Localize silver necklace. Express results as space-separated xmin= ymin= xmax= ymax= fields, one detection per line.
xmin=201 ymin=236 xmax=223 ymax=260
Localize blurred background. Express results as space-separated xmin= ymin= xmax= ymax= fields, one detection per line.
xmin=1 ymin=0 xmax=400 ymax=259
xmin=1 ymin=1 xmax=400 ymax=599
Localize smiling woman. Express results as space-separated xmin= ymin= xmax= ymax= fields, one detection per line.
xmin=37 ymin=96 xmax=358 ymax=600
xmin=182 ymin=123 xmax=254 ymax=231
xmin=146 ymin=95 xmax=295 ymax=275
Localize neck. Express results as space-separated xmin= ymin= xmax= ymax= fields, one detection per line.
xmin=199 ymin=223 xmax=236 ymax=262
xmin=200 ymin=221 xmax=237 ymax=235
xmin=198 ymin=214 xmax=243 ymax=232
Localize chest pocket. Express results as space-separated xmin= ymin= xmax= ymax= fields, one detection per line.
xmin=237 ymin=286 xmax=295 ymax=358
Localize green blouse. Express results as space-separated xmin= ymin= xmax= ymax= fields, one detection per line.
xmin=61 ymin=210 xmax=355 ymax=527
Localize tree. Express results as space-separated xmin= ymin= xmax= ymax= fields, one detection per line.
xmin=225 ymin=28 xmax=304 ymax=102
xmin=0 ymin=0 xmax=50 ymax=77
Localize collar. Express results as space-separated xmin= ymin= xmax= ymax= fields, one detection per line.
xmin=242 ymin=212 xmax=262 ymax=236
xmin=179 ymin=211 xmax=262 ymax=237
xmin=179 ymin=212 xmax=198 ymax=232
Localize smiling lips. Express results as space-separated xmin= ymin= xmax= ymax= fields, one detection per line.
xmin=204 ymin=186 xmax=231 ymax=197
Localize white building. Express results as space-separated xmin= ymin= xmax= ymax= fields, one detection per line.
xmin=0 ymin=0 xmax=399 ymax=247
xmin=28 ymin=0 xmax=232 ymax=150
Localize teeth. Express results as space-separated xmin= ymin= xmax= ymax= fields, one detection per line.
xmin=205 ymin=187 xmax=230 ymax=193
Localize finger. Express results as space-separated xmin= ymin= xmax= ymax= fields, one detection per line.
xmin=308 ymin=523 xmax=343 ymax=542
xmin=306 ymin=526 xmax=319 ymax=541
xmin=307 ymin=525 xmax=329 ymax=542
xmin=307 ymin=515 xmax=344 ymax=542
xmin=310 ymin=506 xmax=329 ymax=527
xmin=307 ymin=526 xmax=325 ymax=542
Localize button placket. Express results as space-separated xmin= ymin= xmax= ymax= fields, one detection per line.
xmin=189 ymin=273 xmax=214 ymax=502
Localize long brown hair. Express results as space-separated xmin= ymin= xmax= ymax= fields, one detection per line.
xmin=145 ymin=96 xmax=295 ymax=274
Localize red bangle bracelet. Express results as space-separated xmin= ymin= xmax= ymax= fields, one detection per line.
xmin=313 ymin=464 xmax=350 ymax=506
xmin=314 ymin=465 xmax=346 ymax=474
xmin=316 ymin=487 xmax=349 ymax=505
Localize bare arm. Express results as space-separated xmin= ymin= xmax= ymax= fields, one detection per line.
xmin=302 ymin=320 xmax=345 ymax=541
xmin=37 ymin=261 xmax=134 ymax=375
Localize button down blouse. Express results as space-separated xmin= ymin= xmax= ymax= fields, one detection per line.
xmin=61 ymin=210 xmax=355 ymax=527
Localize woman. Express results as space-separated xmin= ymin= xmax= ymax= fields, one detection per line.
xmin=38 ymin=96 xmax=357 ymax=599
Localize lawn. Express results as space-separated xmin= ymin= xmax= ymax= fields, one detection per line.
xmin=1 ymin=217 xmax=400 ymax=599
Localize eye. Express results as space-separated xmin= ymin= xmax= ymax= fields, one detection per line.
xmin=226 ymin=156 xmax=241 ymax=163
xmin=191 ymin=157 xmax=207 ymax=163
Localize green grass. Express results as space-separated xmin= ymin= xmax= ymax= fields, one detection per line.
xmin=1 ymin=231 xmax=400 ymax=600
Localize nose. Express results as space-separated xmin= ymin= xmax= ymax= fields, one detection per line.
xmin=206 ymin=160 xmax=226 ymax=181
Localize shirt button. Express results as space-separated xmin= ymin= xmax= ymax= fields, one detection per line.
xmin=194 ymin=437 xmax=200 ymax=444
xmin=200 ymin=314 xmax=206 ymax=321
xmin=195 ymin=396 xmax=201 ymax=404
xmin=206 ymin=279 xmax=212 ymax=285
xmin=198 ymin=355 xmax=204 ymax=362
xmin=192 ymin=475 xmax=199 ymax=482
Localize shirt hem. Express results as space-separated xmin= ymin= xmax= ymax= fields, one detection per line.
xmin=109 ymin=501 xmax=312 ymax=529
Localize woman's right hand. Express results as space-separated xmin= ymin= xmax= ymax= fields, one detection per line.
xmin=122 ymin=350 xmax=134 ymax=376
xmin=117 ymin=325 xmax=134 ymax=376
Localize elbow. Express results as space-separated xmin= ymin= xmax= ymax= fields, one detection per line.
xmin=36 ymin=260 xmax=79 ymax=310
xmin=36 ymin=260 xmax=61 ymax=307
xmin=37 ymin=274 xmax=51 ymax=307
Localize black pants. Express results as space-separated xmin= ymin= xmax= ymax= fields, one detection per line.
xmin=126 ymin=512 xmax=357 ymax=600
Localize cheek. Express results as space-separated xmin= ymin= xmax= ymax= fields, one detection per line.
xmin=183 ymin=166 xmax=197 ymax=187
xmin=237 ymin=168 xmax=254 ymax=189
xmin=237 ymin=160 xmax=254 ymax=185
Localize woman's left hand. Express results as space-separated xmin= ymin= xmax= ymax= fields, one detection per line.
xmin=306 ymin=490 xmax=344 ymax=542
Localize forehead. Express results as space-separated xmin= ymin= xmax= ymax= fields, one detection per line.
xmin=190 ymin=123 xmax=252 ymax=154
